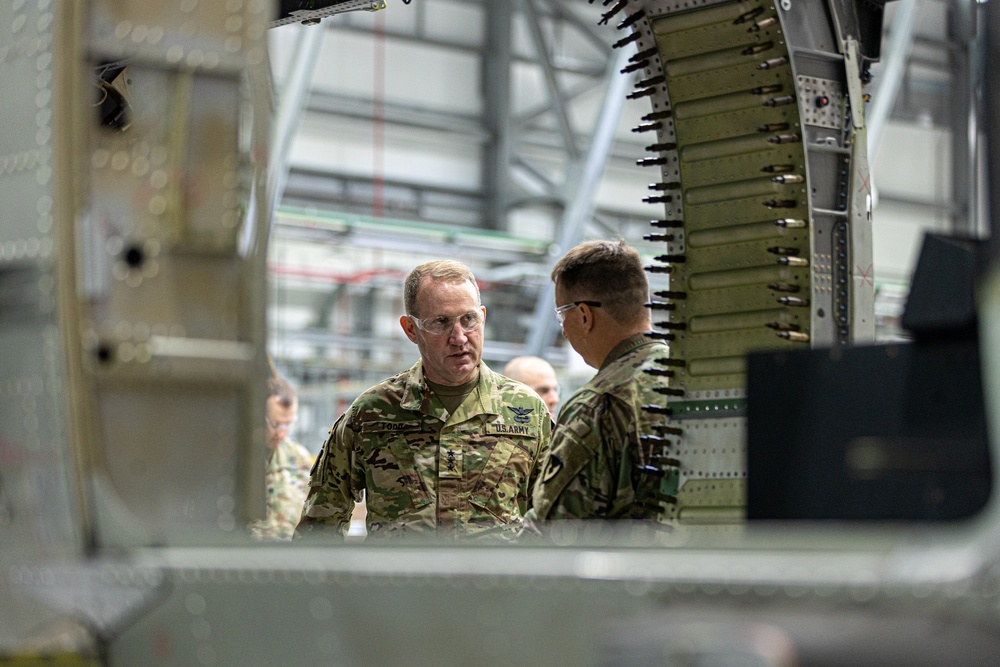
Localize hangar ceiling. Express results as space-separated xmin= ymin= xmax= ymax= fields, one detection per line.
xmin=272 ymin=0 xmax=974 ymax=232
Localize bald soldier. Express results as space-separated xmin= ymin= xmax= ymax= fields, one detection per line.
xmin=503 ymin=356 xmax=560 ymax=418
xmin=298 ymin=260 xmax=552 ymax=539
xmin=527 ymin=239 xmax=676 ymax=523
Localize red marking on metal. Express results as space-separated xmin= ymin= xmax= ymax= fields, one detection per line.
xmin=857 ymin=168 xmax=871 ymax=196
xmin=857 ymin=263 xmax=874 ymax=288
xmin=152 ymin=626 xmax=173 ymax=660
xmin=0 ymin=440 xmax=39 ymax=466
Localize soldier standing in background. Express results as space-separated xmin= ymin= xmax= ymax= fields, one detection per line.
xmin=503 ymin=356 xmax=561 ymax=418
xmin=250 ymin=376 xmax=315 ymax=540
xmin=298 ymin=260 xmax=552 ymax=539
xmin=526 ymin=239 xmax=675 ymax=523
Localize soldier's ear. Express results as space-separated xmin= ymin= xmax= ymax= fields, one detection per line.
xmin=579 ymin=302 xmax=597 ymax=333
xmin=400 ymin=315 xmax=419 ymax=343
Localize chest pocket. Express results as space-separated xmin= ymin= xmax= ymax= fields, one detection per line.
xmin=358 ymin=421 xmax=433 ymax=518
xmin=468 ymin=435 xmax=535 ymax=521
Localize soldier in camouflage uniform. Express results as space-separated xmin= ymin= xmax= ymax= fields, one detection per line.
xmin=527 ymin=239 xmax=675 ymax=523
xmin=250 ymin=377 xmax=316 ymax=540
xmin=298 ymin=260 xmax=552 ymax=539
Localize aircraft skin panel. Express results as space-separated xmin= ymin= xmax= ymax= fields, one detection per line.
xmin=78 ymin=0 xmax=273 ymax=547
xmin=599 ymin=0 xmax=875 ymax=528
xmin=89 ymin=1 xmax=271 ymax=73
xmin=0 ymin=0 xmax=273 ymax=567
xmin=0 ymin=0 xmax=86 ymax=563
xmin=0 ymin=0 xmax=98 ymax=655
xmin=847 ymin=124 xmax=876 ymax=340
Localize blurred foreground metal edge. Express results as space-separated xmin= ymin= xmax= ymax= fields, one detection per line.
xmin=3 ymin=1 xmax=1000 ymax=665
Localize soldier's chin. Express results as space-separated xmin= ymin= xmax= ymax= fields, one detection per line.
xmin=447 ymin=357 xmax=476 ymax=374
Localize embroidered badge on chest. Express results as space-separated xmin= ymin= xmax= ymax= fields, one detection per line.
xmin=439 ymin=447 xmax=462 ymax=479
xmin=507 ymin=406 xmax=533 ymax=424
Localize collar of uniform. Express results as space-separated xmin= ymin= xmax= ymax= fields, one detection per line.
xmin=598 ymin=332 xmax=658 ymax=371
xmin=400 ymin=360 xmax=499 ymax=417
xmin=469 ymin=362 xmax=502 ymax=418
xmin=399 ymin=359 xmax=430 ymax=412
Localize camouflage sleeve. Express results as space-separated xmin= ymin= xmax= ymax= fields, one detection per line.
xmin=249 ymin=440 xmax=317 ymax=541
xmin=521 ymin=408 xmax=554 ymax=515
xmin=296 ymin=412 xmax=356 ymax=538
xmin=529 ymin=394 xmax=629 ymax=520
xmin=597 ymin=395 xmax=640 ymax=517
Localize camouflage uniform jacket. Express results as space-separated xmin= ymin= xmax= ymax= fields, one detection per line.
xmin=299 ymin=360 xmax=552 ymax=538
xmin=250 ymin=438 xmax=316 ymax=540
xmin=528 ymin=334 xmax=675 ymax=521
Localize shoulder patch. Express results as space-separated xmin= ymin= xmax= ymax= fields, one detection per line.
xmin=540 ymin=454 xmax=564 ymax=484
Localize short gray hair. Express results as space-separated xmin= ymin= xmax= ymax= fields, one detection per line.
xmin=403 ymin=260 xmax=480 ymax=316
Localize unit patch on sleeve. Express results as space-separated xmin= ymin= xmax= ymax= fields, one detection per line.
xmin=540 ymin=454 xmax=564 ymax=484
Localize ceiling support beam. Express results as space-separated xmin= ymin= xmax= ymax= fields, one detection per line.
xmin=267 ymin=21 xmax=326 ymax=244
xmin=482 ymin=2 xmax=513 ymax=229
xmin=523 ymin=45 xmax=634 ymax=357
xmin=522 ymin=0 xmax=579 ymax=159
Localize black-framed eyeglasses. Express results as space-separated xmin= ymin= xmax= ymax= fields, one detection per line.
xmin=554 ymin=300 xmax=602 ymax=325
xmin=265 ymin=416 xmax=295 ymax=431
xmin=409 ymin=309 xmax=485 ymax=336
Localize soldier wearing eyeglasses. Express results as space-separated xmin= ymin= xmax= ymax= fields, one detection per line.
xmin=250 ymin=376 xmax=316 ymax=540
xmin=526 ymin=239 xmax=676 ymax=525
xmin=298 ymin=260 xmax=552 ymax=539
